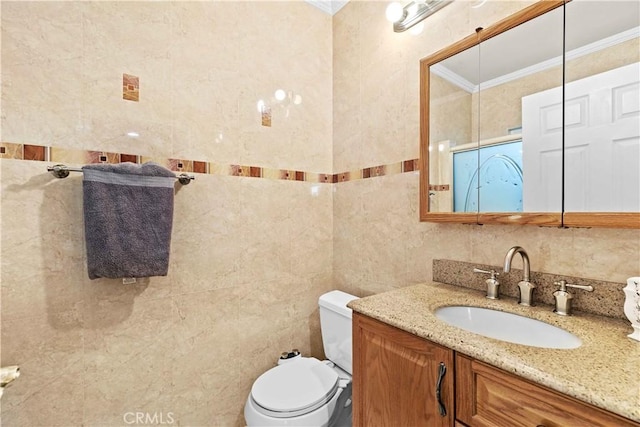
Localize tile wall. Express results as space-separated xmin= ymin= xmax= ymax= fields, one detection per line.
xmin=1 ymin=2 xmax=332 ymax=426
xmin=2 ymin=1 xmax=639 ymax=426
xmin=331 ymin=1 xmax=640 ymax=298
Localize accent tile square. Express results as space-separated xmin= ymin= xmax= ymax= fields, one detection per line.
xmin=123 ymin=74 xmax=139 ymax=102
xmin=280 ymin=170 xmax=294 ymax=180
xmin=371 ymin=165 xmax=386 ymax=177
xmin=0 ymin=143 xmax=23 ymax=159
xmin=337 ymin=172 xmax=350 ymax=182
xmin=120 ymin=154 xmax=139 ymax=164
xmin=193 ymin=161 xmax=207 ymax=174
xmin=261 ymin=107 xmax=272 ymax=127
xmin=403 ymin=160 xmax=417 ymax=172
xmin=230 ymin=165 xmax=250 ymax=177
xmin=24 ymin=145 xmax=46 ymax=161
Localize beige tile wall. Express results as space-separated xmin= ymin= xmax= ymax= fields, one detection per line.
xmin=332 ymin=1 xmax=640 ymax=295
xmin=1 ymin=2 xmax=332 ymax=426
xmin=2 ymin=1 xmax=639 ymax=426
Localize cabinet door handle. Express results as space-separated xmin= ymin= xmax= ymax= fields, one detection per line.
xmin=435 ymin=362 xmax=447 ymax=417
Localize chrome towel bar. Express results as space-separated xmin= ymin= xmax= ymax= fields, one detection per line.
xmin=47 ymin=164 xmax=195 ymax=185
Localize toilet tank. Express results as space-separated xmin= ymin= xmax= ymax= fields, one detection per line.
xmin=318 ymin=290 xmax=358 ymax=374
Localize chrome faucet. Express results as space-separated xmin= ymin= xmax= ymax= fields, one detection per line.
xmin=503 ymin=246 xmax=536 ymax=306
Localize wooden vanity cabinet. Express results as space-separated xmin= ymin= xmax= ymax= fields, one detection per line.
xmin=352 ymin=312 xmax=455 ymax=427
xmin=456 ymin=354 xmax=640 ymax=427
xmin=353 ymin=313 xmax=640 ymax=427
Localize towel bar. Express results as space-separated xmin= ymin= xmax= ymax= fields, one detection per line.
xmin=47 ymin=164 xmax=195 ymax=185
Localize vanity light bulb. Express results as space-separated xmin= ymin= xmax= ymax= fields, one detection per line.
xmin=274 ymin=89 xmax=286 ymax=101
xmin=257 ymin=99 xmax=265 ymax=113
xmin=409 ymin=21 xmax=425 ymax=35
xmin=386 ymin=2 xmax=404 ymax=23
xmin=407 ymin=3 xmax=419 ymax=17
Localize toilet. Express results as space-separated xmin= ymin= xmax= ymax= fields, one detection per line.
xmin=244 ymin=290 xmax=358 ymax=427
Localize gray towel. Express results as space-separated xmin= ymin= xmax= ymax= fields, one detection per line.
xmin=82 ymin=162 xmax=176 ymax=280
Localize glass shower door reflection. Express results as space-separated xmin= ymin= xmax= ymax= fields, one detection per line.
xmin=453 ymin=141 xmax=523 ymax=212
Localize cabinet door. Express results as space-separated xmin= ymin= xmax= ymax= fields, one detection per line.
xmin=456 ymin=354 xmax=640 ymax=427
xmin=352 ymin=313 xmax=454 ymax=427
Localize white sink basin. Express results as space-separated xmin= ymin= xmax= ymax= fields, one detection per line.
xmin=435 ymin=306 xmax=581 ymax=349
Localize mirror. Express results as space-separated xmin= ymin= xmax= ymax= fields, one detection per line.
xmin=563 ymin=0 xmax=640 ymax=227
xmin=420 ymin=0 xmax=640 ymax=228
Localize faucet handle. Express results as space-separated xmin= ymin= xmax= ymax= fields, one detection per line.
xmin=553 ymin=280 xmax=593 ymax=316
xmin=473 ymin=268 xmax=499 ymax=279
xmin=474 ymin=268 xmax=500 ymax=299
xmin=554 ymin=280 xmax=594 ymax=293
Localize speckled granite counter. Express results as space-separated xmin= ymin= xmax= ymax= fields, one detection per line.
xmin=348 ymin=282 xmax=640 ymax=423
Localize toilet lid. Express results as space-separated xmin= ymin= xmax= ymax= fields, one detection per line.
xmin=251 ymin=357 xmax=339 ymax=416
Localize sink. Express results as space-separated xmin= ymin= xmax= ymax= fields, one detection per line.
xmin=434 ymin=306 xmax=581 ymax=349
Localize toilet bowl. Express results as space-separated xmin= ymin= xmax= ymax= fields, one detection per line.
xmin=244 ymin=290 xmax=357 ymax=427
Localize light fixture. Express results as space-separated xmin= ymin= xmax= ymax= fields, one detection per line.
xmin=386 ymin=2 xmax=404 ymax=23
xmin=274 ymin=89 xmax=286 ymax=101
xmin=409 ymin=21 xmax=425 ymax=35
xmin=387 ymin=0 xmax=453 ymax=33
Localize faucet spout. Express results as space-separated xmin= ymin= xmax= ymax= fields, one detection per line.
xmin=503 ymin=246 xmax=530 ymax=282
xmin=504 ymin=246 xmax=535 ymax=306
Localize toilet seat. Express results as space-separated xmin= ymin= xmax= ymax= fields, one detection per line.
xmin=250 ymin=358 xmax=339 ymax=418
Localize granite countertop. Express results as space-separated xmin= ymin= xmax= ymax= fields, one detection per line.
xmin=348 ymin=282 xmax=640 ymax=422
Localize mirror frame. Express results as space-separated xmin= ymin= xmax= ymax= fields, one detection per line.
xmin=419 ymin=0 xmax=640 ymax=229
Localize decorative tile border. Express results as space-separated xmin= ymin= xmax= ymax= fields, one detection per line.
xmin=0 ymin=141 xmax=421 ymax=184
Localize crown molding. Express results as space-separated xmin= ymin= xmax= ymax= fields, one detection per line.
xmin=430 ymin=63 xmax=477 ymax=93
xmin=304 ymin=0 xmax=349 ymax=16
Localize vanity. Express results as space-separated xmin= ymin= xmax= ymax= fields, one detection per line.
xmin=349 ymin=283 xmax=640 ymax=427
